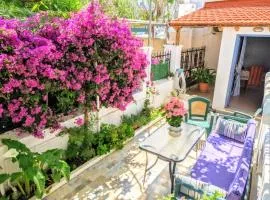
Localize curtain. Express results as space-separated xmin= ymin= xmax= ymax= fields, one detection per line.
xmin=233 ymin=37 xmax=247 ymax=96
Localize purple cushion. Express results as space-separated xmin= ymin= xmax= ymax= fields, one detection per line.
xmin=191 ymin=132 xmax=244 ymax=191
xmin=191 ymin=119 xmax=257 ymax=196
xmin=215 ymin=118 xmax=247 ymax=143
xmin=226 ymin=119 xmax=256 ymax=200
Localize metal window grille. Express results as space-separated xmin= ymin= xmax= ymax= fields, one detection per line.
xmin=181 ymin=46 xmax=206 ymax=87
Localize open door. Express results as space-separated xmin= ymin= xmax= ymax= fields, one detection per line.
xmin=225 ymin=36 xmax=243 ymax=107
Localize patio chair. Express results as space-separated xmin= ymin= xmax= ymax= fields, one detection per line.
xmin=222 ymin=108 xmax=261 ymax=124
xmin=223 ymin=111 xmax=252 ymax=124
xmin=185 ymin=96 xmax=214 ymax=135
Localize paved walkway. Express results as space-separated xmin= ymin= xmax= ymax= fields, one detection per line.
xmin=45 ymin=120 xmax=200 ymax=200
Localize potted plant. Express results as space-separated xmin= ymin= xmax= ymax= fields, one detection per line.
xmin=164 ymin=97 xmax=187 ymax=137
xmin=192 ymin=68 xmax=216 ymax=93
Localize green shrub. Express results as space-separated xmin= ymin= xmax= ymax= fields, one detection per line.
xmin=65 ymin=101 xmax=162 ymax=170
xmin=0 ymin=139 xmax=70 ymax=199
xmin=0 ymin=0 xmax=86 ymax=18
xmin=65 ymin=122 xmax=135 ymax=169
xmin=65 ymin=126 xmax=96 ymax=170
xmin=121 ymin=100 xmax=162 ymax=130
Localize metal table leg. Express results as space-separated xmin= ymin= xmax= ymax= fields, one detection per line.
xmin=143 ymin=152 xmax=159 ymax=185
xmin=169 ymin=161 xmax=177 ymax=193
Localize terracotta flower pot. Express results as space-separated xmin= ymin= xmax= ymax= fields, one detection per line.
xmin=198 ymin=82 xmax=209 ymax=93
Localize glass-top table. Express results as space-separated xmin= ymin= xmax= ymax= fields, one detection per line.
xmin=139 ymin=122 xmax=205 ymax=193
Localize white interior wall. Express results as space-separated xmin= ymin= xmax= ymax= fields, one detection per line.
xmin=213 ymin=27 xmax=270 ymax=109
xmin=244 ymin=37 xmax=270 ymax=71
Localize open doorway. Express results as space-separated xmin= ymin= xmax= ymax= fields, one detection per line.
xmin=228 ymin=36 xmax=269 ymax=114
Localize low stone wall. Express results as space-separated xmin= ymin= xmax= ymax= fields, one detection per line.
xmin=256 ymin=72 xmax=270 ymax=200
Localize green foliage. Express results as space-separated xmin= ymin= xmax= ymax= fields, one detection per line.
xmin=122 ymin=100 xmax=162 ymax=129
xmin=0 ymin=139 xmax=70 ymax=199
xmin=0 ymin=0 xmax=87 ymax=18
xmin=192 ymin=68 xmax=216 ymax=84
xmin=0 ymin=1 xmax=33 ymax=18
xmin=167 ymin=115 xmax=182 ymax=127
xmin=99 ymin=0 xmax=140 ymax=19
xmin=65 ymin=126 xmax=95 ymax=169
xmin=65 ymin=100 xmax=161 ymax=170
xmin=202 ymin=191 xmax=225 ymax=200
xmin=31 ymin=0 xmax=83 ymax=12
xmin=65 ymin=122 xmax=135 ymax=170
xmin=55 ymin=90 xmax=77 ymax=114
xmin=0 ymin=0 xmax=177 ymax=21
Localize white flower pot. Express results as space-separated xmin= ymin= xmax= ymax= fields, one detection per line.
xmin=168 ymin=124 xmax=182 ymax=137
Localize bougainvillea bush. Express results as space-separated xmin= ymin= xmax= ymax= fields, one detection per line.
xmin=0 ymin=2 xmax=147 ymax=137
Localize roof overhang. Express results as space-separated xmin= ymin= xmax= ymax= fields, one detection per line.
xmin=169 ymin=0 xmax=270 ymax=28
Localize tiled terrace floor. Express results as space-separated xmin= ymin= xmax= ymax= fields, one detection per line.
xmin=45 ymin=120 xmax=200 ymax=200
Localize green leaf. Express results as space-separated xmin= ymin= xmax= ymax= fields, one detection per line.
xmin=10 ymin=172 xmax=23 ymax=182
xmin=0 ymin=174 xmax=10 ymax=184
xmin=56 ymin=160 xmax=70 ymax=181
xmin=2 ymin=139 xmax=30 ymax=154
xmin=17 ymin=154 xmax=34 ymax=170
xmin=37 ymin=149 xmax=64 ymax=167
xmin=51 ymin=170 xmax=62 ymax=183
xmin=33 ymin=170 xmax=46 ymax=199
xmin=31 ymin=4 xmax=39 ymax=12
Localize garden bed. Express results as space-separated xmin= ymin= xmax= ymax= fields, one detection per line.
xmin=0 ymin=97 xmax=165 ymax=200
xmin=30 ymin=116 xmax=164 ymax=200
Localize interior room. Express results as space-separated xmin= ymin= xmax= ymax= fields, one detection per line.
xmin=228 ymin=36 xmax=270 ymax=114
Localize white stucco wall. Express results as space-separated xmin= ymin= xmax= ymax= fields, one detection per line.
xmin=212 ymin=27 xmax=270 ymax=109
xmin=177 ymin=27 xmax=222 ymax=70
xmin=192 ymin=27 xmax=222 ymax=70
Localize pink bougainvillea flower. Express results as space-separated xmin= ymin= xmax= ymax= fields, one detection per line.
xmin=75 ymin=118 xmax=84 ymax=126
xmin=151 ymin=58 xmax=160 ymax=65
xmin=0 ymin=1 xmax=147 ymax=137
xmin=0 ymin=104 xmax=4 ymax=118
xmin=23 ymin=115 xmax=35 ymax=127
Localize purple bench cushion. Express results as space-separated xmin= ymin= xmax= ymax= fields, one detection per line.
xmin=191 ymin=132 xmax=244 ymax=191
xmin=191 ymin=119 xmax=256 ymax=199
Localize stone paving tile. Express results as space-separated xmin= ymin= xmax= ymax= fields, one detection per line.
xmin=46 ymin=121 xmax=199 ymax=200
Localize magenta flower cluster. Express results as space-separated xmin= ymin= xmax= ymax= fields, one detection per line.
xmin=0 ymin=2 xmax=147 ymax=137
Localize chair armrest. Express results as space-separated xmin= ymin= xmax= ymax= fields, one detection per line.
xmin=208 ymin=112 xmax=215 ymax=134
xmin=253 ymin=108 xmax=262 ymax=118
xmin=233 ymin=111 xmax=252 ymax=119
